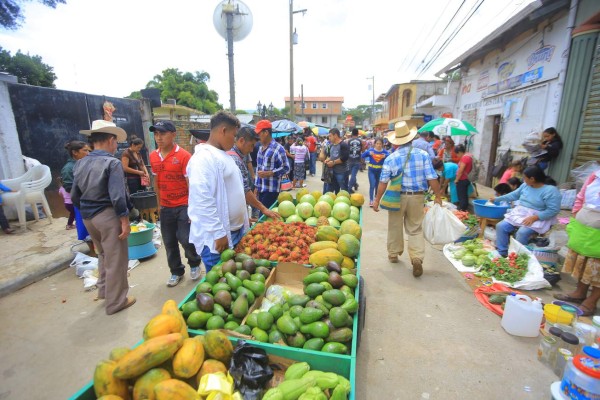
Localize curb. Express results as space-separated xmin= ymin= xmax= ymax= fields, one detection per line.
xmin=0 ymin=254 xmax=73 ymax=299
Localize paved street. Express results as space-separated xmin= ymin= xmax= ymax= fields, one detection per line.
xmin=0 ymin=167 xmax=569 ymax=399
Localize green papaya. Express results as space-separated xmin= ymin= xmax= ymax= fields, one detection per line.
xmin=284 ymin=362 xmax=311 ymax=380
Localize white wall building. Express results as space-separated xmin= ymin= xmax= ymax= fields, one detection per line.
xmin=437 ymin=0 xmax=571 ymax=185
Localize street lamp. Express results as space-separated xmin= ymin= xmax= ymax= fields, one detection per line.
xmin=289 ymin=0 xmax=307 ymax=121
xmin=367 ymin=76 xmax=375 ymax=129
xmin=268 ymin=102 xmax=274 ymax=117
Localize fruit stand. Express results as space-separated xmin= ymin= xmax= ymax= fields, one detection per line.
xmin=70 ymin=190 xmax=366 ymax=400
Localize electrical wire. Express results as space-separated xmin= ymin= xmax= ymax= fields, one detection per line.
xmin=398 ymin=0 xmax=454 ymax=73
xmin=417 ymin=0 xmax=486 ymax=77
xmin=412 ymin=0 xmax=467 ymax=75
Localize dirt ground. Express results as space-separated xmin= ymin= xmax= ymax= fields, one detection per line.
xmin=0 ymin=167 xmax=575 ymax=399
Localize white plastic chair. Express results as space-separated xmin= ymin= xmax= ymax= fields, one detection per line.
xmin=1 ymin=165 xmax=53 ymax=229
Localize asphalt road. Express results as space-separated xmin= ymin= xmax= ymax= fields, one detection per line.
xmin=0 ymin=165 xmax=563 ymax=399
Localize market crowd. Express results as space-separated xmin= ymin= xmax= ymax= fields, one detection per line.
xmin=3 ymin=111 xmax=595 ymax=316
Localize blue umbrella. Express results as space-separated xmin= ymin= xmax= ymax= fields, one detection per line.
xmin=271 ymin=119 xmax=303 ymax=133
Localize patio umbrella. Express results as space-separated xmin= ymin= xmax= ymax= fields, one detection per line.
xmin=418 ymin=118 xmax=478 ymax=136
xmin=311 ymin=126 xmax=329 ymax=136
xmin=298 ymin=121 xmax=315 ymax=128
xmin=271 ymin=119 xmax=303 ymax=133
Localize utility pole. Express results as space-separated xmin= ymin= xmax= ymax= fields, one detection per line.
xmin=367 ymin=76 xmax=375 ymax=129
xmin=289 ymin=0 xmax=307 ymax=121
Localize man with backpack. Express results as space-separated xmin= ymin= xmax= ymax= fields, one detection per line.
xmin=347 ymin=128 xmax=363 ymax=193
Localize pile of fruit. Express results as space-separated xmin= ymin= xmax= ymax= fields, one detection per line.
xmin=477 ymin=252 xmax=530 ymax=284
xmin=93 ymin=300 xmax=353 ymax=399
xmin=263 ymin=361 xmax=351 ymax=399
xmin=241 ymin=260 xmax=359 ymax=355
xmin=309 ymin=223 xmax=361 ymax=269
xmin=93 ymin=300 xmax=236 ymax=399
xmin=451 ymin=238 xmax=492 ymax=267
xmin=130 ymin=221 xmax=150 ymax=233
xmin=235 ymin=221 xmax=317 ymax=263
xmin=273 ymin=189 xmax=362 ymax=227
xmin=182 ymin=252 xmax=271 ymax=331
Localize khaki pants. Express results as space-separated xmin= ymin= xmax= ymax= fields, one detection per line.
xmin=83 ymin=208 xmax=129 ymax=315
xmin=387 ymin=194 xmax=426 ymax=262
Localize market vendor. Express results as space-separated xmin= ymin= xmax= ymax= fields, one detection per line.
xmin=489 ymin=166 xmax=561 ymax=257
xmin=432 ymin=158 xmax=473 ymax=205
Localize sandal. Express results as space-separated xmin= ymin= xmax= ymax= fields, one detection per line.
xmin=388 ymin=255 xmax=399 ymax=263
xmin=579 ymin=304 xmax=597 ymax=317
xmin=553 ymin=294 xmax=586 ymax=304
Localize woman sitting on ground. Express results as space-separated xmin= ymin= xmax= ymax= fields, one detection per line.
xmin=536 ymin=127 xmax=563 ymax=170
xmin=490 ymin=166 xmax=561 ymax=257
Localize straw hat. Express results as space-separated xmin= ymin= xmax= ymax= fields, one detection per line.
xmin=387 ymin=121 xmax=418 ymax=146
xmin=80 ymin=120 xmax=127 ymax=142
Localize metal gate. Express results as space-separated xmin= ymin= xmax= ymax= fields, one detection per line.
xmin=575 ymin=43 xmax=600 ymax=166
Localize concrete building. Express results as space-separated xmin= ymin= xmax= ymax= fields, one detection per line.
xmin=374 ymin=80 xmax=457 ymax=133
xmin=437 ymin=0 xmax=600 ymax=185
xmin=285 ymin=96 xmax=344 ymax=127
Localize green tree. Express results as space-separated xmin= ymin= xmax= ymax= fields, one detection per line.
xmin=129 ymin=68 xmax=222 ymax=114
xmin=0 ymin=47 xmax=57 ymax=87
xmin=1 ymin=0 xmax=65 ymax=30
xmin=343 ymin=104 xmax=382 ymax=125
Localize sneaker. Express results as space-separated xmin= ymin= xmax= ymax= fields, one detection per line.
xmin=369 ymin=201 xmax=373 ymax=207
xmin=190 ymin=267 xmax=201 ymax=280
xmin=167 ymin=274 xmax=182 ymax=287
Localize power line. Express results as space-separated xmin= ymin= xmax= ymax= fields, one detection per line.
xmin=413 ymin=0 xmax=467 ymax=75
xmin=398 ymin=0 xmax=454 ymax=73
xmin=417 ymin=0 xmax=486 ymax=77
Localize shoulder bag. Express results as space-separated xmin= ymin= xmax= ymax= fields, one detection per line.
xmin=380 ymin=147 xmax=413 ymax=211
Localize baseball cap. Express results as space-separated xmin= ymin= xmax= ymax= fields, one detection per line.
xmin=255 ymin=120 xmax=272 ymax=133
xmin=150 ymin=120 xmax=176 ymax=133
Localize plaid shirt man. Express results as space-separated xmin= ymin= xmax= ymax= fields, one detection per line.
xmin=255 ymin=140 xmax=289 ymax=193
xmin=380 ymin=145 xmax=437 ymax=191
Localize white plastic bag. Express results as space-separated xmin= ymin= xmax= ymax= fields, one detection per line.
xmin=560 ymin=189 xmax=576 ymax=210
xmin=69 ymin=252 xmax=98 ymax=277
xmin=424 ymin=204 xmax=467 ymax=245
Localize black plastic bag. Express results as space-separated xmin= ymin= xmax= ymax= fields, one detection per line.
xmin=229 ymin=341 xmax=274 ymax=400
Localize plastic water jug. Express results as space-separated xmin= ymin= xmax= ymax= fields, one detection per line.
xmin=501 ymin=294 xmax=543 ymax=337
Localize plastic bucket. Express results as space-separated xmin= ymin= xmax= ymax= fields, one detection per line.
xmin=472 ymin=199 xmax=510 ymax=219
xmin=127 ymin=223 xmax=155 ymax=247
xmin=130 ymin=191 xmax=157 ymax=209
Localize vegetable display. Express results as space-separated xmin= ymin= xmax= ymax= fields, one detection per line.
xmin=477 ymin=252 xmax=530 ymax=284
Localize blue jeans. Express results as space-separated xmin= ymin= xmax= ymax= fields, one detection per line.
xmin=258 ymin=191 xmax=279 ymax=216
xmin=201 ymin=228 xmax=244 ymax=272
xmin=456 ymin=179 xmax=470 ymax=211
xmin=160 ymin=205 xmax=202 ymax=276
xmin=309 ymin=152 xmax=317 ymax=175
xmin=331 ymin=171 xmax=349 ymax=194
xmin=368 ymin=168 xmax=382 ymax=202
xmin=495 ymin=220 xmax=536 ymax=257
xmin=348 ymin=163 xmax=361 ymax=193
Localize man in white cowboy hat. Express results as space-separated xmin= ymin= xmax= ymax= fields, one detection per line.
xmin=373 ymin=121 xmax=443 ymax=278
xmin=71 ymin=120 xmax=136 ymax=314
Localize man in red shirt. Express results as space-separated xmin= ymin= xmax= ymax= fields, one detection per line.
xmin=149 ymin=120 xmax=202 ymax=287
xmin=303 ymin=127 xmax=318 ymax=177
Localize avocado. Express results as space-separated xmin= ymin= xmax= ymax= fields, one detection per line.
xmin=224 ymin=272 xmax=242 ymax=291
xmin=328 ymin=272 xmax=344 ymax=289
xmin=304 ymin=283 xmax=326 ymax=298
xmin=196 ymin=293 xmax=214 ymax=312
xmin=329 ymin=307 xmax=350 ymax=328
xmin=300 ymin=321 xmax=330 ymax=338
xmin=213 ymin=290 xmax=232 ymax=310
xmin=236 ymin=269 xmax=251 ymax=281
xmin=231 ymin=292 xmax=249 ymax=319
xmin=221 ymin=259 xmax=237 ymax=275
xmin=242 ymin=259 xmax=257 ymax=274
xmin=326 ymin=261 xmax=342 ymax=273
xmin=322 ymin=290 xmax=346 ymax=306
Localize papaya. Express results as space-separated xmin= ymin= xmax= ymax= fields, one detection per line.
xmin=341 ymin=257 xmax=355 ymax=270
xmin=143 ymin=313 xmax=183 ymax=341
xmin=162 ymin=299 xmax=189 ymax=339
xmin=172 ymin=337 xmax=205 ymax=378
xmin=309 ymin=248 xmax=344 ymax=268
xmin=114 ymin=333 xmax=184 ymax=379
xmin=133 ymin=368 xmax=171 ymax=400
xmin=195 ymin=359 xmax=228 ymax=386
xmin=108 ymin=347 xmax=131 ymax=362
xmin=316 ymin=226 xmax=340 ymax=242
xmin=337 ymin=234 xmax=360 ymax=258
xmin=339 ymin=219 xmax=362 ymax=239
xmin=309 ymin=241 xmax=338 ymax=254
xmin=153 ymin=379 xmax=198 ymax=400
xmin=93 ymin=360 xmax=129 ymax=400
xmin=204 ymin=330 xmax=234 ymax=365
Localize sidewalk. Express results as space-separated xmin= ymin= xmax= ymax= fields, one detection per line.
xmin=0 ymin=217 xmax=88 ymax=297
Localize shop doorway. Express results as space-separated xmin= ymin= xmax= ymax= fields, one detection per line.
xmin=484 ymin=115 xmax=502 ymax=186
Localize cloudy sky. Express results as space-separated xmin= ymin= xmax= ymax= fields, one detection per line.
xmin=0 ymin=0 xmax=534 ymax=111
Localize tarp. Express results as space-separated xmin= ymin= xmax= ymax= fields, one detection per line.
xmin=271 ymin=119 xmax=302 ymax=133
